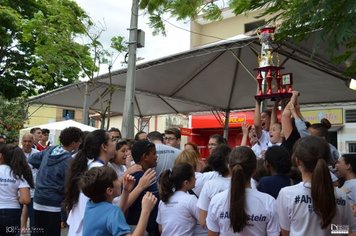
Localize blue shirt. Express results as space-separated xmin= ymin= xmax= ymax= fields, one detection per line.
xmin=83 ymin=201 xmax=131 ymax=236
xmin=258 ymin=175 xmax=293 ymax=199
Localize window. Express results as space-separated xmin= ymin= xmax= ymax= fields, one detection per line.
xmin=349 ymin=143 xmax=356 ymax=153
xmin=244 ymin=20 xmax=266 ymax=33
xmin=63 ymin=109 xmax=75 ymax=120
xmin=345 ymin=109 xmax=356 ymax=123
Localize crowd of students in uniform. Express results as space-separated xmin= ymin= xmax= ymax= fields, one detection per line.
xmin=0 ymin=90 xmax=356 ymax=236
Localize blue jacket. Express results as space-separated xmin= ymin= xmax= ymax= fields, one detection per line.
xmin=29 ymin=146 xmax=72 ymax=208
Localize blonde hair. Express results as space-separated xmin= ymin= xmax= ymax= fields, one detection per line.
xmin=174 ymin=150 xmax=199 ymax=171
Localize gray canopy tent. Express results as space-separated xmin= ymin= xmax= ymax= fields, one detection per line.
xmin=28 ymin=81 xmax=213 ymax=116
xmin=29 ymin=34 xmax=355 ymax=136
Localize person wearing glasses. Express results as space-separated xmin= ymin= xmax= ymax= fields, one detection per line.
xmin=164 ymin=128 xmax=181 ymax=149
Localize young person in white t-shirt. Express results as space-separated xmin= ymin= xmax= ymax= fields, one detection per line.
xmin=0 ymin=144 xmax=33 ymax=236
xmin=174 ymin=150 xmax=219 ymax=197
xmin=197 ymin=144 xmax=232 ymax=228
xmin=206 ymin=146 xmax=279 ymax=236
xmin=277 ymin=136 xmax=356 ymax=235
xmin=109 ymin=139 xmax=142 ymax=181
xmin=336 ymin=153 xmax=356 ymax=216
xmin=65 ymin=131 xmax=155 ymax=236
xmin=157 ymin=163 xmax=199 ymax=236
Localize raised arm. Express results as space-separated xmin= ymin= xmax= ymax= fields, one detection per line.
xmin=254 ymin=100 xmax=263 ymax=139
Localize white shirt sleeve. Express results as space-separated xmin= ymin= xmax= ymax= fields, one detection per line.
xmin=18 ymin=178 xmax=30 ymax=189
xmin=266 ymin=199 xmax=280 ymax=236
xmin=188 ymin=195 xmax=200 ymax=221
xmin=276 ymin=189 xmax=290 ymax=231
xmin=196 ymin=182 xmax=210 ymax=211
xmin=206 ymin=196 xmax=220 ymax=233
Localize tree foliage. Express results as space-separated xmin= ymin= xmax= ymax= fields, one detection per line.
xmin=0 ymin=0 xmax=95 ymax=99
xmin=140 ymin=0 xmax=355 ymax=76
xmin=0 ymin=95 xmax=27 ymax=143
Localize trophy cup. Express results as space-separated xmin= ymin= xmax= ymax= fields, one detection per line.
xmin=254 ymin=26 xmax=293 ymax=101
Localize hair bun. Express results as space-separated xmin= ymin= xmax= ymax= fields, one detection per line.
xmin=320 ymin=118 xmax=331 ymax=129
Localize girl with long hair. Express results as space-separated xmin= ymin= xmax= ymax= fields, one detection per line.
xmin=206 ymin=146 xmax=279 ymax=235
xmin=157 ymin=163 xmax=199 ymax=235
xmin=65 ymin=129 xmax=116 ymax=236
xmin=277 ymin=136 xmax=356 ymax=235
xmin=0 ymin=144 xmax=33 ymax=235
xmin=197 ymin=144 xmax=231 ymax=228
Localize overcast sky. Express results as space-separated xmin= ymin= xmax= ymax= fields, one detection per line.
xmin=75 ymin=0 xmax=191 ymax=74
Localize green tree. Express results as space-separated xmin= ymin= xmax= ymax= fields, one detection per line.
xmin=140 ymin=0 xmax=355 ymax=76
xmin=0 ymin=0 xmax=95 ymax=99
xmin=0 ymin=95 xmax=27 ymax=143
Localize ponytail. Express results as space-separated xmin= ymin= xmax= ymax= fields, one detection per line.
xmin=159 ymin=163 xmax=195 ymax=203
xmin=159 ymin=169 xmax=174 ymax=203
xmin=64 ymin=130 xmax=109 ymax=212
xmin=230 ymin=164 xmax=247 ymax=233
xmin=64 ymin=150 xmax=89 ymax=212
xmin=311 ymin=158 xmax=336 ymax=228
xmin=228 ymin=146 xmax=257 ymax=233
xmin=294 ymin=136 xmax=336 ymax=228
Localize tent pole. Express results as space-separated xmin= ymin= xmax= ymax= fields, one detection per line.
xmin=223 ymin=109 xmax=230 ymax=141
xmin=82 ymin=82 xmax=89 ymax=125
xmin=122 ymin=0 xmax=139 ymax=139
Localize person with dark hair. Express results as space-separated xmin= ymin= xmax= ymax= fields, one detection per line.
xmin=197 ymin=144 xmax=231 ymax=228
xmin=127 ymin=140 xmax=160 ymax=236
xmin=164 ymin=128 xmax=181 ymax=149
xmin=109 ymin=127 xmax=122 ymax=142
xmin=206 ymin=146 xmax=279 ymax=235
xmin=148 ymin=131 xmax=180 ymax=182
xmin=36 ymin=128 xmax=50 ymax=151
xmin=207 ymin=134 xmax=226 ymax=155
xmin=29 ymin=126 xmax=83 ymax=236
xmin=277 ymin=136 xmax=356 ymax=235
xmin=0 ymin=144 xmax=33 ymax=236
xmin=30 ymin=127 xmax=42 ymax=149
xmin=157 ymin=163 xmax=199 ymax=235
xmin=336 ymin=153 xmax=356 ymax=215
xmin=65 ymin=129 xmax=115 ymax=236
xmin=257 ymin=146 xmax=293 ymax=198
xmin=308 ymin=118 xmax=340 ymax=164
xmin=81 ymin=166 xmax=157 ymax=236
xmin=135 ymin=131 xmax=148 ymax=141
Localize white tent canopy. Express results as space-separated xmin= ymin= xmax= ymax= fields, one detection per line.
xmin=20 ymin=120 xmax=97 ymax=145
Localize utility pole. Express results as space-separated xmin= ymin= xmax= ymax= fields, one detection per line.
xmin=82 ymin=82 xmax=89 ymax=125
xmin=121 ymin=0 xmax=139 ymax=138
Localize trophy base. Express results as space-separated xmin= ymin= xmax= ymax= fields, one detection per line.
xmin=255 ymin=92 xmax=292 ymax=101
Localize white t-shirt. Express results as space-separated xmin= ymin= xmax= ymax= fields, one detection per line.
xmin=0 ymin=165 xmax=30 ymax=209
xmin=341 ymin=179 xmax=356 ymax=204
xmin=23 ymin=148 xmax=39 ymax=198
xmin=193 ymin=171 xmax=219 ymax=197
xmin=197 ymin=176 xmax=231 ymax=211
xmin=206 ymin=188 xmax=279 ymax=236
xmin=108 ymin=162 xmax=127 ymax=179
xmin=252 ymin=130 xmax=270 ymax=158
xmin=67 ymin=160 xmax=104 ymax=236
xmin=277 ymin=182 xmax=356 ymax=235
xmin=156 ymin=191 xmax=199 ymax=236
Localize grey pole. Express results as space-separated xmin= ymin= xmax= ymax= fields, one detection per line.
xmin=121 ymin=0 xmax=139 ymax=139
xmin=223 ymin=109 xmax=230 ymax=140
xmin=82 ymin=82 xmax=89 ymax=125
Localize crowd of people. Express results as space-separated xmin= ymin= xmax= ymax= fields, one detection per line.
xmin=0 ymin=91 xmax=355 ymax=236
